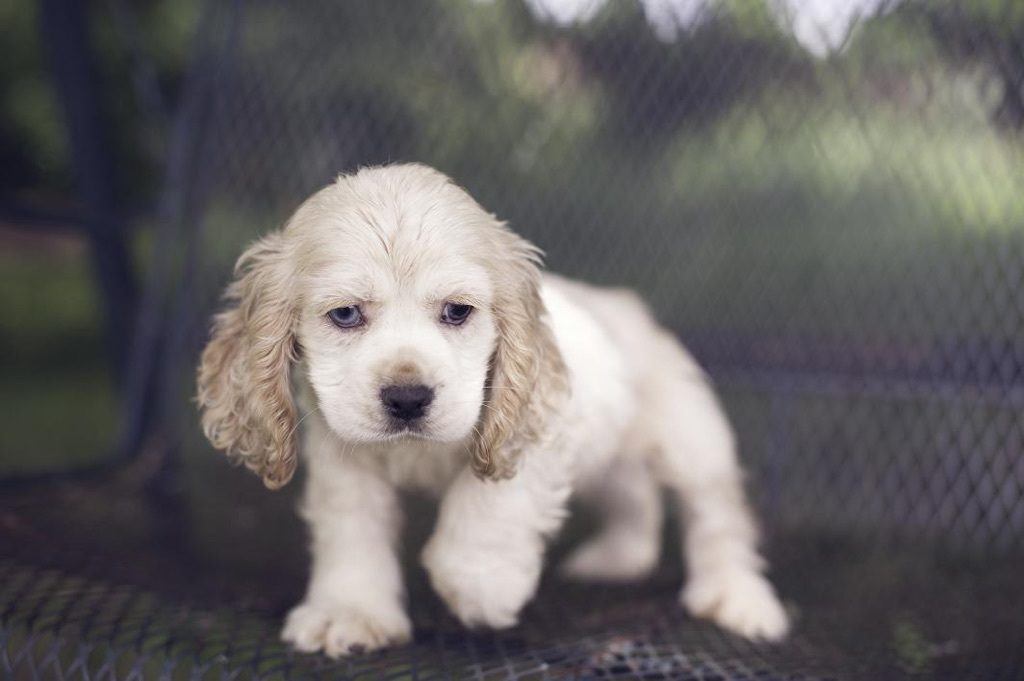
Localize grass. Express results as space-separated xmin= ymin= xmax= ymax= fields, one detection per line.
xmin=0 ymin=231 xmax=118 ymax=475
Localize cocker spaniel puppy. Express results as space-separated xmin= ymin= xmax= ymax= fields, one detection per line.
xmin=197 ymin=163 xmax=788 ymax=657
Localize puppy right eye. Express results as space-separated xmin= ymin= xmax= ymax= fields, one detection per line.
xmin=327 ymin=305 xmax=364 ymax=329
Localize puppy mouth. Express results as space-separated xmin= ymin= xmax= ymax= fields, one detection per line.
xmin=369 ymin=411 xmax=469 ymax=443
xmin=381 ymin=420 xmax=431 ymax=440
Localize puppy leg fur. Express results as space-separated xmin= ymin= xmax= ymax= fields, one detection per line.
xmin=560 ymin=456 xmax=663 ymax=581
xmin=552 ymin=280 xmax=788 ymax=641
xmin=282 ymin=418 xmax=412 ymax=657
xmin=562 ymin=389 xmax=788 ymax=641
xmin=646 ymin=348 xmax=789 ymax=642
xmin=422 ymin=448 xmax=573 ymax=629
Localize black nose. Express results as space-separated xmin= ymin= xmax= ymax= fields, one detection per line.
xmin=381 ymin=384 xmax=434 ymax=421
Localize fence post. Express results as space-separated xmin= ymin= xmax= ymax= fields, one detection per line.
xmin=37 ymin=0 xmax=138 ymax=383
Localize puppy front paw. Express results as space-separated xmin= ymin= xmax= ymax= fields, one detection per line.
xmin=682 ymin=570 xmax=789 ymax=642
xmin=422 ymin=539 xmax=541 ymax=629
xmin=281 ymin=600 xmax=412 ymax=658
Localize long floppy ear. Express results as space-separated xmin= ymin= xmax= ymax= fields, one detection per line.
xmin=471 ymin=230 xmax=569 ymax=480
xmin=196 ymin=231 xmax=300 ymax=489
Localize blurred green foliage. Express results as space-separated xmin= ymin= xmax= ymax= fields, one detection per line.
xmin=1 ymin=0 xmax=197 ymax=473
xmin=2 ymin=0 xmax=1020 ymax=206
xmin=0 ymin=240 xmax=118 ymax=471
xmin=0 ymin=0 xmax=200 ymax=202
xmin=0 ymin=0 xmax=65 ymax=191
xmin=915 ymin=0 xmax=1024 ymax=127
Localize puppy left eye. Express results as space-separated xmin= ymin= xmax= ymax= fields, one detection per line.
xmin=440 ymin=302 xmax=473 ymax=326
xmin=327 ymin=305 xmax=364 ymax=329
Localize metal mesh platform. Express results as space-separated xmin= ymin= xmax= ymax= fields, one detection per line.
xmin=3 ymin=478 xmax=1022 ymax=680
xmin=4 ymin=0 xmax=1024 ymax=678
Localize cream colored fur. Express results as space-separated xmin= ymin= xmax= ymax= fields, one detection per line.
xmin=196 ymin=163 xmax=789 ymax=657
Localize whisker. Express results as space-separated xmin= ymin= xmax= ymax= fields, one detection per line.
xmin=286 ymin=408 xmax=318 ymax=441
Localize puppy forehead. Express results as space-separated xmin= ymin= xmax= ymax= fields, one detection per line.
xmin=303 ymin=205 xmax=491 ymax=300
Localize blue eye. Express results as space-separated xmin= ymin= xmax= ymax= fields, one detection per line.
xmin=327 ymin=306 xmax=363 ymax=328
xmin=441 ymin=302 xmax=473 ymax=326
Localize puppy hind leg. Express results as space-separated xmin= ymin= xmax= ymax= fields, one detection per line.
xmin=650 ymin=377 xmax=789 ymax=641
xmin=559 ymin=456 xmax=663 ymax=582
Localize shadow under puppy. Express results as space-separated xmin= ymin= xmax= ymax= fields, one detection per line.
xmin=196 ymin=163 xmax=788 ymax=658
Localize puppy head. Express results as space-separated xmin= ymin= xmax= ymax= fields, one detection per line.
xmin=196 ymin=164 xmax=567 ymax=488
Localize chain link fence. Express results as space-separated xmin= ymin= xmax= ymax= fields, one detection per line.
xmin=173 ymin=0 xmax=1024 ymax=546
xmin=3 ymin=0 xmax=1024 ymax=678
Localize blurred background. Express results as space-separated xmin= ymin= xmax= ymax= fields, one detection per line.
xmin=5 ymin=0 xmax=1023 ymax=532
xmin=2 ymin=0 xmax=1023 ymax=677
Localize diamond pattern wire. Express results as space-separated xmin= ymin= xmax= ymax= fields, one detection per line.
xmin=3 ymin=0 xmax=1024 ymax=678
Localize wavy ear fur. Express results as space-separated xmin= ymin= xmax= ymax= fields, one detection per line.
xmin=196 ymin=231 xmax=299 ymax=489
xmin=470 ymin=229 xmax=569 ymax=480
